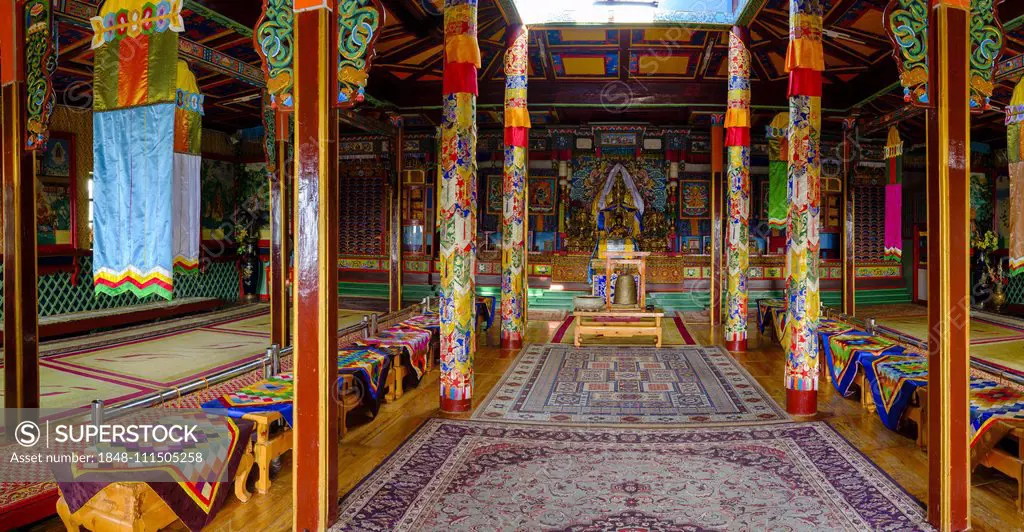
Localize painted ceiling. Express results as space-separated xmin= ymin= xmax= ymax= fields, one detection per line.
xmin=44 ymin=0 xmax=1024 ymax=144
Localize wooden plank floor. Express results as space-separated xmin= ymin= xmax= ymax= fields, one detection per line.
xmin=28 ymin=320 xmax=1024 ymax=531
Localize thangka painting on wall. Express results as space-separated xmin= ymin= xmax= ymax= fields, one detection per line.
xmin=679 ymin=180 xmax=709 ymax=217
xmin=37 ymin=132 xmax=76 ymax=250
xmin=485 ymin=173 xmax=503 ymax=215
xmin=201 ymin=159 xmax=238 ymax=241
xmin=528 ymin=177 xmax=556 ymax=214
xmin=970 ymin=172 xmax=993 ymax=235
xmin=40 ymin=133 xmax=72 ymax=177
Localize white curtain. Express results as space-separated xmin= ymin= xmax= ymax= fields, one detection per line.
xmin=172 ymin=153 xmax=201 ymax=273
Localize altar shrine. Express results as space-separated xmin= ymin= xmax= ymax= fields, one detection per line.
xmin=3 ymin=0 xmax=1024 ymax=531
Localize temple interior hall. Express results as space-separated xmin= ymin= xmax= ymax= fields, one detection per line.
xmin=3 ymin=0 xmax=1024 ymax=530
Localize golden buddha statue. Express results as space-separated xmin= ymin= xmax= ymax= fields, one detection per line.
xmin=593 ymin=165 xmax=642 ymax=258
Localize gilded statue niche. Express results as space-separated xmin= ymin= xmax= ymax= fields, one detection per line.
xmin=566 ymin=208 xmax=596 ymax=252
xmin=639 ymin=210 xmax=671 ymax=252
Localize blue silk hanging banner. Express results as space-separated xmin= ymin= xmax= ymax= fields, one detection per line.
xmin=91 ymin=0 xmax=183 ymax=300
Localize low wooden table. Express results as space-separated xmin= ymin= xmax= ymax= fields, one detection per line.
xmin=573 ymin=309 xmax=664 ymax=347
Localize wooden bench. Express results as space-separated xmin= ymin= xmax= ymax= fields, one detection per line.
xmin=55 ymin=444 xmax=255 ymax=531
xmin=244 ymin=374 xmax=358 ymax=495
xmin=573 ymin=309 xmax=664 ymax=347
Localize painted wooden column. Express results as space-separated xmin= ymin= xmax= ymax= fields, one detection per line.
xmin=1 ymin=0 xmax=47 ymax=426
xmin=270 ymin=110 xmax=291 ymax=347
xmin=292 ymin=0 xmax=339 ymax=528
xmin=724 ymin=26 xmax=750 ymax=352
xmin=501 ymin=24 xmax=529 ymax=350
xmin=439 ymin=0 xmax=480 ymax=413
xmin=255 ymin=0 xmax=294 ymax=349
xmin=389 ymin=117 xmax=404 ymax=312
xmin=925 ymin=0 xmax=971 ymax=528
xmin=841 ymin=116 xmax=856 ymax=316
xmin=709 ymin=114 xmax=724 ymax=330
xmin=783 ymin=0 xmax=824 ymax=416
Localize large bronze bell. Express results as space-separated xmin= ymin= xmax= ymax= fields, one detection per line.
xmin=613 ymin=274 xmax=637 ymax=306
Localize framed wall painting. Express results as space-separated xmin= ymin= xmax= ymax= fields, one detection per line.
xmin=679 ymin=180 xmax=710 ymax=217
xmin=485 ymin=173 xmax=502 ymax=216
xmin=36 ymin=132 xmax=77 ymax=251
xmin=528 ymin=177 xmax=557 ymax=214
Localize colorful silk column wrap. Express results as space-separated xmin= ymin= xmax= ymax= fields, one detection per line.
xmin=91 ymin=0 xmax=184 ymax=300
xmin=439 ymin=0 xmax=480 ymax=412
xmin=884 ymin=127 xmax=903 ymax=262
xmin=1007 ymin=79 xmax=1024 ymax=275
xmin=173 ymin=60 xmax=203 ymax=275
xmin=784 ymin=0 xmax=824 ymax=415
xmin=501 ymin=25 xmax=529 ymax=350
xmin=766 ymin=112 xmax=789 ymax=232
xmin=724 ymin=27 xmax=750 ymax=352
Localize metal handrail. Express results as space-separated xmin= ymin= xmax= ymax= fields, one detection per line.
xmin=827 ymin=306 xmax=1024 ymax=388
xmin=91 ymin=299 xmax=433 ymax=425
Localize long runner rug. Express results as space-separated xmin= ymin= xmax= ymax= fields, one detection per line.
xmin=550 ymin=312 xmax=696 ymax=345
xmin=333 ymin=419 xmax=930 ymax=531
xmin=472 ymin=344 xmax=787 ymax=426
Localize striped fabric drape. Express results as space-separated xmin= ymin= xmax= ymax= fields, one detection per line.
xmin=91 ymin=0 xmax=184 ymax=300
xmin=884 ymin=127 xmax=903 ymax=262
xmin=173 ymin=59 xmax=203 ymax=275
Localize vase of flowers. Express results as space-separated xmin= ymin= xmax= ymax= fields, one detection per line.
xmin=971 ymin=230 xmax=999 ymax=304
xmin=989 ymin=262 xmax=1009 ymax=313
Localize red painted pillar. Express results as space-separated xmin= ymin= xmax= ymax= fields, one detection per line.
xmin=926 ymin=0 xmax=971 ymax=528
xmin=709 ymin=114 xmax=724 ymax=331
xmin=292 ymin=1 xmax=339 ymax=529
xmin=2 ymin=0 xmax=42 ymax=432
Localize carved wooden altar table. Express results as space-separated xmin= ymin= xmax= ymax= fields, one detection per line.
xmin=573 ymin=309 xmax=664 ymax=347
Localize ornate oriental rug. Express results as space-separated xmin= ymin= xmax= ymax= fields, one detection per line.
xmin=333 ymin=419 xmax=930 ymax=531
xmin=472 ymin=344 xmax=787 ymax=425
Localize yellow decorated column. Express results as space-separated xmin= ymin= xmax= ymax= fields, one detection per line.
xmin=439 ymin=0 xmax=480 ymax=413
xmin=501 ymin=25 xmax=529 ymax=350
xmin=783 ymin=0 xmax=824 ymax=415
xmin=724 ymin=26 xmax=750 ymax=352
xmin=1007 ymin=80 xmax=1024 ymax=276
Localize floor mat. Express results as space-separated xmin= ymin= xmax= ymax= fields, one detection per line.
xmin=472 ymin=344 xmax=787 ymax=426
xmin=333 ymin=419 xmax=929 ymax=531
xmin=203 ymin=309 xmax=371 ymax=336
xmin=42 ymin=329 xmax=270 ymax=388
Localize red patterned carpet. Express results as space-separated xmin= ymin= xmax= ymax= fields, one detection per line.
xmin=333 ymin=419 xmax=930 ymax=531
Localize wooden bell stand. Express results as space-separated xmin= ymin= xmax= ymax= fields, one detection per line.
xmin=575 ymin=251 xmax=663 ymax=347
xmin=599 ymin=251 xmax=650 ymax=310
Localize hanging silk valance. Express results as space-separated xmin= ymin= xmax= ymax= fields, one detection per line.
xmin=92 ymin=0 xmax=183 ymax=300
xmin=884 ymin=127 xmax=903 ymax=262
xmin=766 ymin=112 xmax=789 ymax=231
xmin=1008 ymin=79 xmax=1024 ymax=275
xmin=173 ymin=60 xmax=203 ymax=275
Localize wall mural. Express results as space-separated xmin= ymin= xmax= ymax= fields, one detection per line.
xmin=37 ymin=132 xmax=76 ymax=249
